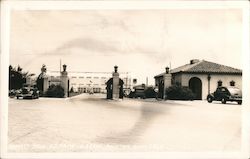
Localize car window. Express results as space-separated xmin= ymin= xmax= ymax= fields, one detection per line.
xmin=221 ymin=88 xmax=226 ymax=92
xmin=227 ymin=87 xmax=241 ymax=94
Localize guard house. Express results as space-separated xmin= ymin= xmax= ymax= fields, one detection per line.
xmin=154 ymin=59 xmax=242 ymax=100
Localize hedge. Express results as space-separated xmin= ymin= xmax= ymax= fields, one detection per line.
xmin=45 ymin=84 xmax=65 ymax=98
xmin=165 ymin=85 xmax=195 ymax=100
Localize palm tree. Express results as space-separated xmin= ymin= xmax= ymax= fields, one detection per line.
xmin=9 ymin=65 xmax=35 ymax=90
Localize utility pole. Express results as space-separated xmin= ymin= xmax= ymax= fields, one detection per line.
xmin=60 ymin=59 xmax=62 ymax=73
xmin=126 ymin=72 xmax=128 ymax=89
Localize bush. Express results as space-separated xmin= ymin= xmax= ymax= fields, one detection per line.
xmin=70 ymin=87 xmax=74 ymax=93
xmin=165 ymin=85 xmax=195 ymax=100
xmin=45 ymin=84 xmax=65 ymax=98
xmin=144 ymin=87 xmax=156 ymax=98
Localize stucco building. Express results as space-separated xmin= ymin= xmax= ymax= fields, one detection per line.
xmin=47 ymin=71 xmax=132 ymax=94
xmin=154 ymin=59 xmax=242 ymax=100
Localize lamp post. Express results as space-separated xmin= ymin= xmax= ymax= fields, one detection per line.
xmin=207 ymin=74 xmax=211 ymax=94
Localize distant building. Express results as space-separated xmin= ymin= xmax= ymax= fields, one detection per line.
xmin=47 ymin=71 xmax=132 ymax=94
xmin=154 ymin=59 xmax=242 ymax=100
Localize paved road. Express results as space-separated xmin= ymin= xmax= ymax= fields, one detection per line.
xmin=8 ymin=94 xmax=241 ymax=152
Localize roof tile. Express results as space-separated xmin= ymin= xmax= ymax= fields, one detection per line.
xmin=155 ymin=60 xmax=242 ymax=78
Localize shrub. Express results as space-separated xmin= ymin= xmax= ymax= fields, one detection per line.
xmin=70 ymin=87 xmax=74 ymax=93
xmin=165 ymin=85 xmax=195 ymax=100
xmin=144 ymin=87 xmax=156 ymax=98
xmin=45 ymin=84 xmax=65 ymax=98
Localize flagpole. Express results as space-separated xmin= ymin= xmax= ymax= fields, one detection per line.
xmin=60 ymin=59 xmax=61 ymax=73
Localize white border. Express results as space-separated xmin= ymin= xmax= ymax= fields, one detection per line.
xmin=4 ymin=0 xmax=250 ymax=10
xmin=1 ymin=1 xmax=249 ymax=159
xmin=241 ymin=1 xmax=250 ymax=159
xmin=1 ymin=1 xmax=10 ymax=158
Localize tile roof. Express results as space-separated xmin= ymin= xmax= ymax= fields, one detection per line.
xmin=155 ymin=60 xmax=242 ymax=78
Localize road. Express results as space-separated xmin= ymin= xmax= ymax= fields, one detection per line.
xmin=8 ymin=93 xmax=241 ymax=152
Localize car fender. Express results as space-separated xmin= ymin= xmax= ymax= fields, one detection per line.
xmin=207 ymin=93 xmax=214 ymax=99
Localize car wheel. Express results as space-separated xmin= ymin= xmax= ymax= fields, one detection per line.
xmin=221 ymin=98 xmax=227 ymax=104
xmin=238 ymin=101 xmax=242 ymax=105
xmin=16 ymin=96 xmax=19 ymax=99
xmin=207 ymin=97 xmax=213 ymax=103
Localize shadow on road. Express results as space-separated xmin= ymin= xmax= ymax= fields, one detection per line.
xmin=93 ymin=102 xmax=168 ymax=145
xmin=69 ymin=93 xmax=192 ymax=145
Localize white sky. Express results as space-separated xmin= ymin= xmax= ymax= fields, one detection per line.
xmin=10 ymin=9 xmax=242 ymax=85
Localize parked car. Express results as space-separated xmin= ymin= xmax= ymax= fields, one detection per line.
xmin=129 ymin=84 xmax=146 ymax=99
xmin=207 ymin=86 xmax=242 ymax=105
xmin=123 ymin=88 xmax=131 ymax=97
xmin=9 ymin=89 xmax=16 ymax=98
xmin=128 ymin=84 xmax=156 ymax=99
xmin=16 ymin=84 xmax=39 ymax=99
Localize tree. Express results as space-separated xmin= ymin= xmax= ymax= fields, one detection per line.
xmin=9 ymin=65 xmax=25 ymax=90
xmin=9 ymin=65 xmax=35 ymax=90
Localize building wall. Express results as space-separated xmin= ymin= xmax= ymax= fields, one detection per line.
xmin=68 ymin=72 xmax=132 ymax=93
xmin=172 ymin=73 xmax=182 ymax=85
xmin=179 ymin=73 xmax=242 ymax=100
xmin=69 ymin=74 xmax=111 ymax=93
xmin=47 ymin=71 xmax=132 ymax=94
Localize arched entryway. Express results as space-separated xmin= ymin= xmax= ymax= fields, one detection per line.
xmin=189 ymin=77 xmax=202 ymax=100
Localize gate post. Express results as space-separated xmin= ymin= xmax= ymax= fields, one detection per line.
xmin=163 ymin=67 xmax=172 ymax=99
xmin=112 ymin=66 xmax=120 ymax=99
xmin=60 ymin=64 xmax=69 ymax=98
xmin=43 ymin=76 xmax=49 ymax=93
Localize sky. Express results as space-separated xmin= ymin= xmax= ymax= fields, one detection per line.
xmin=10 ymin=9 xmax=242 ymax=85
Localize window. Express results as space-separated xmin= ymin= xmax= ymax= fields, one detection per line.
xmin=71 ymin=76 xmax=77 ymax=79
xmin=87 ymin=77 xmax=91 ymax=79
xmin=217 ymin=80 xmax=222 ymax=87
xmin=94 ymin=77 xmax=99 ymax=79
xmin=133 ymin=79 xmax=137 ymax=84
xmin=79 ymin=76 xmax=84 ymax=79
xmin=230 ymin=80 xmax=235 ymax=86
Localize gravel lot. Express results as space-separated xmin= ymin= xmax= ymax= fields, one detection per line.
xmin=8 ymin=93 xmax=241 ymax=152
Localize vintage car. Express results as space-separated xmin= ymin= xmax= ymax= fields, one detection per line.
xmin=123 ymin=88 xmax=131 ymax=97
xmin=9 ymin=89 xmax=16 ymax=98
xmin=128 ymin=84 xmax=156 ymax=99
xmin=16 ymin=84 xmax=39 ymax=99
xmin=207 ymin=86 xmax=242 ymax=105
xmin=129 ymin=84 xmax=146 ymax=99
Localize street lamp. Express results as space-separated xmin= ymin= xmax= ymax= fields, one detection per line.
xmin=207 ymin=74 xmax=211 ymax=94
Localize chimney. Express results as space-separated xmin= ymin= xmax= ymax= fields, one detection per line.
xmin=190 ymin=59 xmax=200 ymax=64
